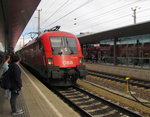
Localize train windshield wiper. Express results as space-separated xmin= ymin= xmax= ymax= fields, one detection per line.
xmin=69 ymin=48 xmax=74 ymax=55
xmin=58 ymin=38 xmax=63 ymax=55
xmin=58 ymin=51 xmax=63 ymax=55
xmin=52 ymin=47 xmax=54 ymax=51
xmin=66 ymin=39 xmax=74 ymax=55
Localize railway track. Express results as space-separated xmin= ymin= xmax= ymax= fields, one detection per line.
xmin=51 ymin=86 xmax=141 ymax=117
xmin=88 ymin=70 xmax=150 ymax=89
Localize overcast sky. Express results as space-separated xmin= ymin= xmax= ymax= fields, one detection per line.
xmin=15 ymin=0 xmax=150 ymax=50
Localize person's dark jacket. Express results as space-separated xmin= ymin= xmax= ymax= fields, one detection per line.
xmin=9 ymin=63 xmax=22 ymax=91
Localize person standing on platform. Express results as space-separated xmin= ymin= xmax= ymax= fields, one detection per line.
xmin=0 ymin=55 xmax=11 ymax=98
xmin=9 ymin=54 xmax=23 ymax=115
xmin=0 ymin=55 xmax=10 ymax=76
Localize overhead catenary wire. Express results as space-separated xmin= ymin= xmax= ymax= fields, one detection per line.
xmin=68 ymin=0 xmax=143 ymax=26
xmin=63 ymin=4 xmax=150 ymax=32
xmin=40 ymin=0 xmax=57 ymax=18
xmin=41 ymin=0 xmax=71 ymax=25
xmin=41 ymin=0 xmax=77 ymax=29
xmin=42 ymin=0 xmax=123 ymax=29
xmin=63 ymin=0 xmax=123 ymax=24
xmin=41 ymin=0 xmax=77 ymax=24
xmin=42 ymin=0 xmax=94 ymax=29
xmin=138 ymin=14 xmax=150 ymax=19
xmin=137 ymin=7 xmax=150 ymax=13
xmin=22 ymin=0 xmax=150 ymax=37
xmin=75 ymin=0 xmax=146 ymax=23
xmin=70 ymin=7 xmax=150 ymax=33
xmin=70 ymin=13 xmax=132 ymax=33
xmin=42 ymin=0 xmax=141 ymax=28
xmin=40 ymin=0 xmax=52 ymax=9
xmin=63 ymin=6 xmax=131 ymax=28
xmin=51 ymin=0 xmax=145 ymax=30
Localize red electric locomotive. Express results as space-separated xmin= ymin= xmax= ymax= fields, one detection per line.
xmin=19 ymin=26 xmax=87 ymax=86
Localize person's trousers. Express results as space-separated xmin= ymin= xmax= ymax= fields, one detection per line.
xmin=10 ymin=91 xmax=19 ymax=113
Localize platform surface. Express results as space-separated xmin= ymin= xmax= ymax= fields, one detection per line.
xmin=0 ymin=65 xmax=80 ymax=117
xmin=85 ymin=63 xmax=150 ymax=81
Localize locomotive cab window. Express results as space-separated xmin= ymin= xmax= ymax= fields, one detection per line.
xmin=50 ymin=36 xmax=78 ymax=55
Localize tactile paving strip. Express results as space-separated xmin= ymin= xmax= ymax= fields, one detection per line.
xmin=14 ymin=92 xmax=30 ymax=117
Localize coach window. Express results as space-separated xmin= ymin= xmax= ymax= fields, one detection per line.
xmin=39 ymin=41 xmax=44 ymax=51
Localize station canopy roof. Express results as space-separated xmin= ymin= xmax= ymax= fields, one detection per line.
xmin=78 ymin=21 xmax=150 ymax=44
xmin=0 ymin=0 xmax=41 ymax=50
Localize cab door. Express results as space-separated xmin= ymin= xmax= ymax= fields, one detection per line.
xmin=36 ymin=40 xmax=46 ymax=75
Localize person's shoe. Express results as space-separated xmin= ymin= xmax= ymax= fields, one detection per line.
xmin=12 ymin=111 xmax=23 ymax=116
xmin=16 ymin=109 xmax=23 ymax=113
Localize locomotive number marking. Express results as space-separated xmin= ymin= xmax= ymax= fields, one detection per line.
xmin=63 ymin=61 xmax=73 ymax=65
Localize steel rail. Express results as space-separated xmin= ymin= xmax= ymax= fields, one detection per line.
xmin=50 ymin=86 xmax=93 ymax=117
xmin=88 ymin=70 xmax=150 ymax=89
xmin=50 ymin=86 xmax=142 ymax=117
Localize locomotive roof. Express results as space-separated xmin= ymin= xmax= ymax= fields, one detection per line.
xmin=22 ymin=31 xmax=76 ymax=48
xmin=78 ymin=21 xmax=150 ymax=44
xmin=39 ymin=31 xmax=75 ymax=37
xmin=23 ymin=38 xmax=37 ymax=48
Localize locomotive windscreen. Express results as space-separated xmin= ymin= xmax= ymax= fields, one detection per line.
xmin=50 ymin=37 xmax=78 ymax=55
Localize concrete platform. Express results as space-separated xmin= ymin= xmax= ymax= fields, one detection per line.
xmin=85 ymin=63 xmax=150 ymax=81
xmin=0 ymin=65 xmax=80 ymax=117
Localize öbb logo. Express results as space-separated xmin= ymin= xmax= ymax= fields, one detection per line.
xmin=63 ymin=61 xmax=73 ymax=65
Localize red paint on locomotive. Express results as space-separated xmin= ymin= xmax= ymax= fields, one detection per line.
xmin=19 ymin=31 xmax=87 ymax=86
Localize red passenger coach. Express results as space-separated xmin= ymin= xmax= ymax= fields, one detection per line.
xmin=19 ymin=28 xmax=87 ymax=86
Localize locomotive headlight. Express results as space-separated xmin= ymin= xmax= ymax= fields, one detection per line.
xmin=79 ymin=58 xmax=83 ymax=64
xmin=48 ymin=58 xmax=54 ymax=65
